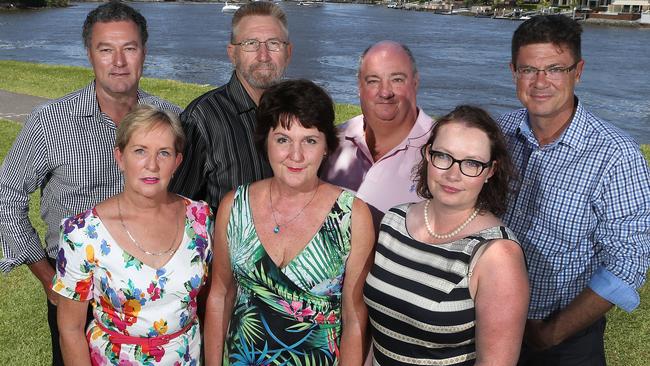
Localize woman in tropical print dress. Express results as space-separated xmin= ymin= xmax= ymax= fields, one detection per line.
xmin=53 ymin=105 xmax=212 ymax=365
xmin=203 ymin=79 xmax=376 ymax=366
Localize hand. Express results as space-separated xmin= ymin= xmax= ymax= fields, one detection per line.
xmin=523 ymin=319 xmax=557 ymax=351
xmin=44 ymin=283 xmax=59 ymax=306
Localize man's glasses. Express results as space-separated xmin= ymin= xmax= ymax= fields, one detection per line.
xmin=428 ymin=149 xmax=493 ymax=178
xmin=231 ymin=38 xmax=289 ymax=52
xmin=515 ymin=61 xmax=579 ymax=81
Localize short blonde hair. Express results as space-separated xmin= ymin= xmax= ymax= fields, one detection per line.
xmin=115 ymin=104 xmax=185 ymax=153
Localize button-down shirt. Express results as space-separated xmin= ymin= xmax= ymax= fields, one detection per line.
xmin=0 ymin=82 xmax=181 ymax=272
xmin=321 ymin=109 xmax=434 ymax=227
xmin=498 ymin=100 xmax=650 ymax=319
xmin=169 ymin=72 xmax=272 ymax=212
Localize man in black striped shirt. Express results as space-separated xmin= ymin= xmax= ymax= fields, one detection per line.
xmin=170 ymin=2 xmax=292 ymax=211
xmin=0 ymin=3 xmax=180 ymax=365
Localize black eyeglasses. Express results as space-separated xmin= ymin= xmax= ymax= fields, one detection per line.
xmin=428 ymin=149 xmax=493 ymax=177
xmin=515 ymin=61 xmax=579 ymax=81
xmin=231 ymin=38 xmax=289 ymax=52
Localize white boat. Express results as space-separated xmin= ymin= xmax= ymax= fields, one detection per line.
xmin=222 ymin=2 xmax=240 ymax=13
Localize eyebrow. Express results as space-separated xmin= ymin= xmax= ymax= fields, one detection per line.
xmin=95 ymin=40 xmax=140 ymax=49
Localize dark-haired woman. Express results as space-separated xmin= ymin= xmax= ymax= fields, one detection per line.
xmin=364 ymin=105 xmax=529 ymax=365
xmin=204 ymin=79 xmax=375 ymax=365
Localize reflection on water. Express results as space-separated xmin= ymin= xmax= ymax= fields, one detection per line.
xmin=0 ymin=2 xmax=648 ymax=142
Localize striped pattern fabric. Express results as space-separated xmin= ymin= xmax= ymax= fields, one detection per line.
xmin=498 ymin=100 xmax=650 ymax=318
xmin=169 ymin=72 xmax=272 ymax=212
xmin=364 ymin=204 xmax=517 ymax=366
xmin=0 ymin=82 xmax=180 ymax=272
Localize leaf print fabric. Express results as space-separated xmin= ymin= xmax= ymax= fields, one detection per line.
xmin=52 ymin=197 xmax=213 ymax=365
xmin=224 ymin=184 xmax=353 ymax=366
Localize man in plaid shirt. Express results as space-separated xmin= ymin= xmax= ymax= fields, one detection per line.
xmin=498 ymin=15 xmax=650 ymax=365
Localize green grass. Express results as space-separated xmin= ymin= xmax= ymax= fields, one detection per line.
xmin=0 ymin=61 xmax=649 ymax=365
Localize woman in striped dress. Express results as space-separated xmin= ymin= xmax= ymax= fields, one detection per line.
xmin=364 ymin=105 xmax=529 ymax=365
xmin=204 ymin=79 xmax=375 ymax=366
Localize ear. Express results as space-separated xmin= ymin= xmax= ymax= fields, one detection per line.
xmin=174 ymin=152 xmax=183 ymax=171
xmin=509 ymin=63 xmax=517 ymax=83
xmin=486 ymin=160 xmax=497 ymax=181
xmin=227 ymin=43 xmax=236 ymax=65
xmin=114 ymin=147 xmax=124 ymax=172
xmin=285 ymin=42 xmax=293 ymax=63
xmin=574 ymin=59 xmax=585 ymax=83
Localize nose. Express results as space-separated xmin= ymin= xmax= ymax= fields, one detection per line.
xmin=444 ymin=162 xmax=463 ymax=181
xmin=256 ymin=44 xmax=271 ymax=61
xmin=532 ymin=70 xmax=550 ymax=87
xmin=145 ymin=153 xmax=160 ymax=172
xmin=378 ymin=80 xmax=394 ymax=99
xmin=113 ymin=49 xmax=126 ymax=67
xmin=289 ymin=142 xmax=304 ymax=162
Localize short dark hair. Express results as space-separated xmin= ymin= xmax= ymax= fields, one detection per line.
xmin=231 ymin=1 xmax=288 ymax=43
xmin=413 ymin=105 xmax=516 ymax=216
xmin=512 ymin=15 xmax=582 ymax=66
xmin=255 ymin=79 xmax=338 ymax=158
xmin=82 ymin=1 xmax=148 ymax=49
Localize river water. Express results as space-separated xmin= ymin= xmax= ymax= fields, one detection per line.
xmin=1 ymin=2 xmax=649 ymax=142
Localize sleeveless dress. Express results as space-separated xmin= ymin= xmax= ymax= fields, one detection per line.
xmin=224 ymin=184 xmax=354 ymax=365
xmin=52 ymin=197 xmax=212 ymax=365
xmin=364 ymin=203 xmax=519 ymax=366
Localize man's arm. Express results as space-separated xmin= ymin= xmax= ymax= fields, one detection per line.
xmin=526 ymin=146 xmax=650 ymax=350
xmin=0 ymin=111 xmax=51 ymax=271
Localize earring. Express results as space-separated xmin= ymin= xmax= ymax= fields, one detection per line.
xmin=485 ymin=179 xmax=489 ymax=183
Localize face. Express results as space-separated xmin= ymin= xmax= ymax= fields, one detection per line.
xmin=427 ymin=122 xmax=494 ymax=211
xmin=227 ymin=15 xmax=292 ymax=92
xmin=115 ymin=123 xmax=182 ymax=199
xmin=266 ymin=118 xmax=327 ymax=190
xmin=358 ymin=43 xmax=419 ymax=129
xmin=510 ymin=43 xmax=583 ymax=127
xmin=87 ymin=21 xmax=146 ymax=99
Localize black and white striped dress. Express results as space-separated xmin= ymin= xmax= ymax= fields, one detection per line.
xmin=364 ymin=203 xmax=518 ymax=366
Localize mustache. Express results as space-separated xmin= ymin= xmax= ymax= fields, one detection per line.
xmin=249 ymin=62 xmax=277 ymax=72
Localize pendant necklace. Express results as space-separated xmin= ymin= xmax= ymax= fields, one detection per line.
xmin=269 ymin=179 xmax=320 ymax=234
xmin=117 ymin=196 xmax=179 ymax=256
xmin=423 ymin=199 xmax=479 ymax=240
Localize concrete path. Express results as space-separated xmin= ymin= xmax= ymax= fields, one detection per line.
xmin=0 ymin=89 xmax=49 ymax=124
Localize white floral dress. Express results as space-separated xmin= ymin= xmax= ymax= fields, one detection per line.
xmin=52 ymin=197 xmax=212 ymax=366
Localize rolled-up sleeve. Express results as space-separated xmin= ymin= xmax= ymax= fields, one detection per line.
xmin=589 ymin=148 xmax=650 ymax=312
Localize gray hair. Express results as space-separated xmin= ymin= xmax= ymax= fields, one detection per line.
xmin=230 ymin=2 xmax=289 ymax=43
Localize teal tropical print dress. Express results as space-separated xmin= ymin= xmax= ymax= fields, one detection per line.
xmin=224 ymin=184 xmax=354 ymax=366
xmin=52 ymin=197 xmax=212 ymax=366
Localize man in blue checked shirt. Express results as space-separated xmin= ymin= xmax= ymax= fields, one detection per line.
xmin=498 ymin=15 xmax=650 ymax=365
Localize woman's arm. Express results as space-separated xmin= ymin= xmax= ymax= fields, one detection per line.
xmin=471 ymin=239 xmax=529 ymax=366
xmin=57 ymin=295 xmax=91 ymax=366
xmin=339 ymin=198 xmax=376 ymax=366
xmin=204 ymin=191 xmax=238 ymax=366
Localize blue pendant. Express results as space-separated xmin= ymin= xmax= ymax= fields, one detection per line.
xmin=273 ymin=225 xmax=280 ymax=234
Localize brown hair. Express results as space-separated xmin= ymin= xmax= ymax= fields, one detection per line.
xmin=413 ymin=105 xmax=516 ymax=216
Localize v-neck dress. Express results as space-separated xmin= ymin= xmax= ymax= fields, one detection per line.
xmin=52 ymin=197 xmax=212 ymax=365
xmin=223 ymin=184 xmax=354 ymax=365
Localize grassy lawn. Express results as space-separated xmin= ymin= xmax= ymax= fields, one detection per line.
xmin=0 ymin=61 xmax=649 ymax=365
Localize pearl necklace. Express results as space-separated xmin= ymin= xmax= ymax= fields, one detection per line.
xmin=269 ymin=179 xmax=320 ymax=234
xmin=423 ymin=199 xmax=479 ymax=240
xmin=117 ymin=196 xmax=179 ymax=257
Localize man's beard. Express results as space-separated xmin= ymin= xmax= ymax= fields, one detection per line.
xmin=239 ymin=61 xmax=285 ymax=89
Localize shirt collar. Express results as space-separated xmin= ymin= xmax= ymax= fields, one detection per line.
xmin=517 ymin=97 xmax=588 ymax=151
xmin=226 ymin=71 xmax=257 ymax=114
xmin=70 ymin=81 xmax=148 ymax=119
xmin=344 ymin=107 xmax=432 ymax=146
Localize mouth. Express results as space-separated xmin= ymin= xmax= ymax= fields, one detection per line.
xmin=440 ymin=184 xmax=461 ymax=193
xmin=141 ymin=177 xmax=160 ymax=184
xmin=287 ymin=166 xmax=304 ymax=173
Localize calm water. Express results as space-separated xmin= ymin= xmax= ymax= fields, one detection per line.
xmin=1 ymin=2 xmax=649 ymax=142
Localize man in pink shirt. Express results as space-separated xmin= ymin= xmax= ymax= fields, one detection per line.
xmin=322 ymin=40 xmax=434 ymax=229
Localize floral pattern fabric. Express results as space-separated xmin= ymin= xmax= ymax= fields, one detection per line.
xmin=52 ymin=197 xmax=213 ymax=366
xmin=224 ymin=184 xmax=354 ymax=366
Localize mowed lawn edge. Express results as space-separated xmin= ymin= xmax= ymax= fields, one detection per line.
xmin=1 ymin=60 xmax=649 ymax=365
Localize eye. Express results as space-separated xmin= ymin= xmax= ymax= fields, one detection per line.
xmin=463 ymin=159 xmax=483 ymax=170
xmin=305 ymin=137 xmax=318 ymax=145
xmin=392 ymin=77 xmax=405 ymax=83
xmin=267 ymin=40 xmax=281 ymax=47
xmin=99 ymin=48 xmax=112 ymax=53
xmin=159 ymin=150 xmax=172 ymax=158
xmin=547 ymin=67 xmax=564 ymax=74
xmin=276 ymin=136 xmax=289 ymax=144
xmin=242 ymin=39 xmax=258 ymax=47
xmin=133 ymin=148 xmax=145 ymax=155
xmin=518 ymin=67 xmax=536 ymax=75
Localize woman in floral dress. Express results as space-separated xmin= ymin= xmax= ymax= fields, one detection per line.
xmin=53 ymin=105 xmax=212 ymax=365
xmin=203 ymin=80 xmax=376 ymax=366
